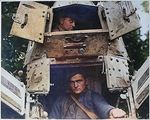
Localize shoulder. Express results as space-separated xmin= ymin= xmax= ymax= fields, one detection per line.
xmin=85 ymin=90 xmax=102 ymax=96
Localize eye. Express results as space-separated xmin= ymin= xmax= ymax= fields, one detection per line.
xmin=70 ymin=81 xmax=75 ymax=84
xmin=69 ymin=20 xmax=73 ymax=23
xmin=77 ymin=80 xmax=82 ymax=83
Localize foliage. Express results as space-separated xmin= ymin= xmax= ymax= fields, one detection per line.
xmin=123 ymin=29 xmax=149 ymax=74
xmin=1 ymin=2 xmax=28 ymax=74
xmin=141 ymin=1 xmax=149 ymax=13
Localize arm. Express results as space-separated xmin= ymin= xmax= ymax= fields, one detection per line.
xmin=92 ymin=92 xmax=115 ymax=119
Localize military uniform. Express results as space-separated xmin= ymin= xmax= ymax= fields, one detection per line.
xmin=49 ymin=90 xmax=115 ymax=119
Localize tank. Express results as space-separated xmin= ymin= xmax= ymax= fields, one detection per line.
xmin=1 ymin=1 xmax=149 ymax=119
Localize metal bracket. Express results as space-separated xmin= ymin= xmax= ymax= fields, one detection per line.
xmin=12 ymin=14 xmax=22 ymax=24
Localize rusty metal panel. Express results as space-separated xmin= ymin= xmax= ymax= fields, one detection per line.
xmin=26 ymin=57 xmax=50 ymax=94
xmin=131 ymin=56 xmax=149 ymax=109
xmin=44 ymin=33 xmax=109 ymax=58
xmin=103 ymin=1 xmax=141 ymax=40
xmin=105 ymin=55 xmax=130 ymax=89
xmin=45 ymin=32 xmax=127 ymax=59
xmin=24 ymin=41 xmax=46 ymax=66
xmin=10 ymin=1 xmax=49 ymax=43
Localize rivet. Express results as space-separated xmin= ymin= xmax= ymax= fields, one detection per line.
xmin=35 ymin=63 xmax=38 ymax=66
xmin=47 ymin=38 xmax=50 ymax=42
xmin=34 ymin=74 xmax=36 ymax=76
xmin=51 ymin=58 xmax=55 ymax=62
xmin=30 ymin=65 xmax=32 ymax=68
xmin=116 ymin=59 xmax=119 ymax=62
xmin=36 ymin=53 xmax=39 ymax=56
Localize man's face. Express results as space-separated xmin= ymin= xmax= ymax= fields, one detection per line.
xmin=70 ymin=74 xmax=88 ymax=95
xmin=60 ymin=17 xmax=75 ymax=31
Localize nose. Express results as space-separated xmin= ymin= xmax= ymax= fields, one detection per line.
xmin=72 ymin=22 xmax=75 ymax=27
xmin=74 ymin=81 xmax=78 ymax=88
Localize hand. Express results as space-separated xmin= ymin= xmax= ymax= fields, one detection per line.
xmin=109 ymin=108 xmax=127 ymax=119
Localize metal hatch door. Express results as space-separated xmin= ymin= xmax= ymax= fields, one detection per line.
xmin=1 ymin=67 xmax=26 ymax=115
xmin=10 ymin=1 xmax=49 ymax=43
xmin=131 ymin=57 xmax=149 ymax=109
xmin=103 ymin=1 xmax=141 ymax=40
xmin=104 ymin=55 xmax=130 ymax=90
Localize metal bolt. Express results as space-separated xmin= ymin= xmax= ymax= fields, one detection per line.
xmin=50 ymin=83 xmax=54 ymax=86
xmin=35 ymin=63 xmax=38 ymax=66
xmin=51 ymin=58 xmax=55 ymax=62
xmin=47 ymin=38 xmax=50 ymax=42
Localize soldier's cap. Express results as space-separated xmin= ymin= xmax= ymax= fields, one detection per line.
xmin=66 ymin=68 xmax=87 ymax=82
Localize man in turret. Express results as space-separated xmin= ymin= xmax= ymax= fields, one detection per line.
xmin=49 ymin=72 xmax=127 ymax=119
xmin=52 ymin=16 xmax=76 ymax=32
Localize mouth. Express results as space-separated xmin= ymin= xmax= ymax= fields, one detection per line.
xmin=74 ymin=88 xmax=80 ymax=91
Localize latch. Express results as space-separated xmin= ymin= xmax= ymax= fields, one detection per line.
xmin=12 ymin=13 xmax=28 ymax=29
xmin=123 ymin=7 xmax=137 ymax=22
xmin=65 ymin=35 xmax=88 ymax=42
xmin=12 ymin=13 xmax=22 ymax=24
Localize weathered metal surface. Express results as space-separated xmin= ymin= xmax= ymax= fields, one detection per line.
xmin=131 ymin=56 xmax=149 ymax=109
xmin=1 ymin=67 xmax=25 ymax=115
xmin=107 ymin=37 xmax=129 ymax=60
xmin=103 ymin=1 xmax=141 ymax=40
xmin=26 ymin=57 xmax=50 ymax=94
xmin=24 ymin=41 xmax=46 ymax=66
xmin=44 ymin=32 xmax=127 ymax=59
xmin=10 ymin=1 xmax=49 ymax=43
xmin=44 ymin=29 xmax=109 ymax=36
xmin=45 ymin=8 xmax=53 ymax=32
xmin=98 ymin=5 xmax=108 ymax=29
xmin=105 ymin=55 xmax=130 ymax=89
xmin=127 ymin=87 xmax=137 ymax=119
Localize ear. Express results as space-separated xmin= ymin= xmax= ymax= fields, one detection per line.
xmin=59 ymin=18 xmax=64 ymax=25
xmin=85 ymin=79 xmax=88 ymax=85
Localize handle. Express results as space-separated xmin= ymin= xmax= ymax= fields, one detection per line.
xmin=21 ymin=13 xmax=28 ymax=28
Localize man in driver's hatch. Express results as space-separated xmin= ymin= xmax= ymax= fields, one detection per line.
xmin=49 ymin=72 xmax=127 ymax=119
xmin=52 ymin=16 xmax=76 ymax=32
